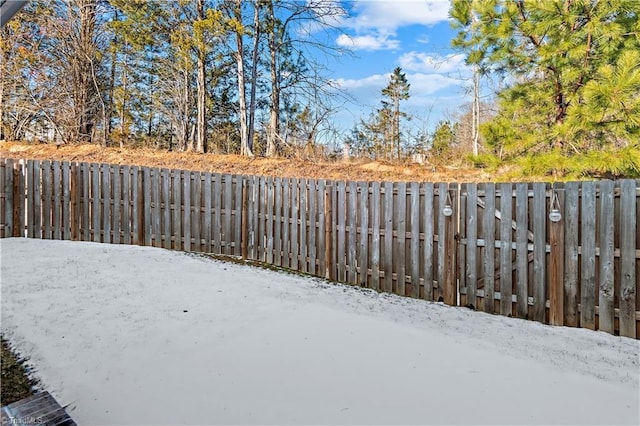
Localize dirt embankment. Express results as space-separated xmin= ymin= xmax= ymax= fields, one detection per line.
xmin=1 ymin=141 xmax=502 ymax=183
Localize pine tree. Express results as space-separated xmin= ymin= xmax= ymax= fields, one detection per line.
xmin=451 ymin=0 xmax=640 ymax=174
xmin=381 ymin=67 xmax=410 ymax=160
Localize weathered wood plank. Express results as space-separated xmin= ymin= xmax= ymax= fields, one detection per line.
xmin=422 ymin=183 xmax=434 ymax=301
xmin=53 ymin=161 xmax=62 ymax=240
xmin=172 ymin=170 xmax=182 ymax=250
xmin=563 ymin=181 xmax=579 ymax=327
xmin=224 ymin=174 xmax=233 ymax=255
xmin=81 ymin=163 xmax=90 ymax=241
xmin=308 ymin=179 xmax=318 ymax=276
xmin=102 ymin=164 xmax=112 ymax=244
xmin=192 ymin=172 xmax=202 ymax=252
xmin=619 ymin=179 xmax=637 ymax=338
xmin=383 ymin=182 xmax=394 ymax=294
xmin=549 ymin=184 xmax=564 ymax=326
xmin=358 ymin=181 xmax=369 ymax=287
xmin=515 ymin=183 xmax=529 ymax=318
xmin=500 ymin=183 xmax=513 ymax=316
xmin=396 ymin=182 xmax=407 ymax=296
xmin=112 ymin=165 xmax=121 ymax=244
xmin=580 ymin=181 xmax=596 ymax=329
xmin=133 ymin=167 xmax=143 ymax=245
xmin=41 ymin=161 xmax=51 ymax=239
xmin=266 ymin=177 xmax=275 ymax=264
xmin=234 ymin=175 xmax=243 ymax=256
xmin=257 ymin=176 xmax=266 ymax=261
xmin=62 ymin=162 xmax=71 ymax=240
xmin=4 ymin=159 xmax=14 ymax=237
xmin=292 ymin=178 xmax=301 ymax=270
xmin=281 ymin=177 xmax=290 ymax=267
xmin=347 ymin=181 xmax=357 ymax=284
xmin=182 ymin=170 xmax=191 ymax=252
xmin=466 ymin=183 xmax=478 ymax=308
xmin=161 ymin=169 xmax=171 ymax=249
xmin=371 ymin=182 xmax=381 ymax=292
xmin=213 ymin=174 xmax=222 ymax=254
xmin=410 ymin=182 xmax=420 ymax=298
xmin=122 ymin=165 xmax=131 ymax=245
xmin=597 ymin=180 xmax=615 ymax=334
xmin=33 ymin=161 xmax=42 ymax=239
xmin=142 ymin=167 xmax=152 ymax=246
xmin=483 ymin=183 xmax=496 ymax=313
xmin=91 ymin=163 xmax=100 ymax=242
xmin=443 ymin=183 xmax=456 ymax=306
xmin=532 ymin=183 xmax=547 ymax=323
xmin=202 ymin=173 xmax=212 ymax=253
xmin=337 ymin=181 xmax=346 ymax=282
xmin=274 ymin=177 xmax=283 ymax=266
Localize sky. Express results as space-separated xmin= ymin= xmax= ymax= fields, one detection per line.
xmin=321 ymin=0 xmax=475 ymax=140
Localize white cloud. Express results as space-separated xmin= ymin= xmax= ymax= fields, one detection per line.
xmin=399 ymin=52 xmax=470 ymax=75
xmin=334 ymin=71 xmax=461 ymax=96
xmin=345 ymin=0 xmax=451 ymax=33
xmin=336 ymin=33 xmax=400 ymax=51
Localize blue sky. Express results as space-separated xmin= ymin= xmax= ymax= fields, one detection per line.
xmin=320 ymin=0 xmax=475 ymax=139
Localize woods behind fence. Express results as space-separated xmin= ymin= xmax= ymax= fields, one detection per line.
xmin=1 ymin=159 xmax=638 ymax=338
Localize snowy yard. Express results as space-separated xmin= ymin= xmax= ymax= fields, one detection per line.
xmin=0 ymin=238 xmax=638 ymax=425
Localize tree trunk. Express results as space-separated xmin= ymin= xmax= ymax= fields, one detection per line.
xmin=195 ymin=0 xmax=207 ymax=153
xmin=234 ymin=0 xmax=252 ymax=156
xmin=266 ymin=0 xmax=278 ymax=157
xmin=247 ymin=2 xmax=261 ymax=155
xmin=76 ymin=0 xmax=97 ymax=143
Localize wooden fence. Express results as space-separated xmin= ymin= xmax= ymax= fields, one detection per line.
xmin=1 ymin=158 xmax=638 ymax=338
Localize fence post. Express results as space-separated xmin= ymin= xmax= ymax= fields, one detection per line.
xmin=443 ymin=185 xmax=457 ymax=306
xmin=549 ymin=186 xmax=564 ymax=326
xmin=70 ymin=163 xmax=78 ymax=241
xmin=241 ymin=177 xmax=249 ymax=260
xmin=324 ymin=185 xmax=333 ymax=280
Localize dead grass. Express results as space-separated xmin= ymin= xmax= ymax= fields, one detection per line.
xmin=1 ymin=141 xmax=518 ymax=183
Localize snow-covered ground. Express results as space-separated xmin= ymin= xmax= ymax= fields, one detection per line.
xmin=1 ymin=238 xmax=638 ymax=426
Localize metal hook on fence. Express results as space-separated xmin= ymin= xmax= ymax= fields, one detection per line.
xmin=549 ymin=190 xmax=562 ymax=223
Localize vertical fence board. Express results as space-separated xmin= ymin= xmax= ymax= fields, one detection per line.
xmin=213 ymin=174 xmax=222 ymax=254
xmin=300 ymin=179 xmax=309 ymax=271
xmin=395 ymin=183 xmax=407 ymax=295
xmin=515 ymin=183 xmax=529 ymax=318
xmin=234 ymin=175 xmax=243 ymax=256
xmin=281 ymin=178 xmax=290 ymax=267
xmin=33 ymin=161 xmax=41 ymax=239
xmin=347 ymin=181 xmax=358 ymax=284
xmin=483 ymin=183 xmax=496 ymax=313
xmin=122 ymin=166 xmax=131 ymax=245
xmin=62 ymin=162 xmax=71 ymax=240
xmin=161 ymin=169 xmax=171 ymax=249
xmin=422 ymin=183 xmax=434 ymax=301
xmin=182 ymin=171 xmax=191 ymax=252
xmin=443 ymin=184 xmax=456 ymax=306
xmin=564 ymin=182 xmax=579 ymax=327
xmin=42 ymin=161 xmax=51 ymax=239
xmin=192 ymin=172 xmax=202 ymax=252
xmin=410 ymin=182 xmax=420 ymax=298
xmin=500 ymin=183 xmax=513 ymax=316
xmin=91 ymin=164 xmax=100 ymax=242
xmin=619 ymin=180 xmax=637 ymax=338
xmin=370 ymin=182 xmax=381 ymax=291
xmin=52 ymin=161 xmax=61 ymax=240
xmin=81 ymin=163 xmax=90 ymax=241
xmin=532 ymin=183 xmax=547 ymax=323
xmin=466 ymin=184 xmax=478 ymax=308
xmin=171 ymin=171 xmax=181 ymax=250
xmin=358 ymin=181 xmax=369 ymax=287
xmin=224 ymin=175 xmax=233 ymax=255
xmin=112 ymin=166 xmax=121 ymax=244
xmin=266 ymin=177 xmax=275 ymax=264
xmin=202 ymin=173 xmax=212 ymax=253
xmin=274 ymin=177 xmax=283 ymax=266
xmin=549 ymin=184 xmax=564 ymax=326
xmin=337 ymin=181 xmax=346 ymax=282
xmin=257 ymin=176 xmax=266 ymax=261
xmin=291 ymin=178 xmax=300 ymax=269
xmin=580 ymin=181 xmax=596 ymax=329
xmin=383 ymin=182 xmax=394 ymax=294
xmin=309 ymin=179 xmax=318 ymax=276
xmin=102 ymin=164 xmax=112 ymax=244
xmin=4 ymin=160 xmax=14 ymax=237
xmin=0 ymin=161 xmax=5 ymax=238
xmin=598 ymin=180 xmax=615 ymax=334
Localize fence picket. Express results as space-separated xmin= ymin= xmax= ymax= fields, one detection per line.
xmin=396 ymin=182 xmax=407 ymax=295
xmin=619 ymin=180 xmax=637 ymax=338
xmin=309 ymin=179 xmax=318 ymax=276
xmin=580 ymin=181 xmax=596 ymax=329
xmin=42 ymin=161 xmax=51 ymax=239
xmin=500 ymin=183 xmax=513 ymax=316
xmin=348 ymin=181 xmax=357 ymax=285
xmin=483 ymin=183 xmax=496 ymax=313
xmin=515 ymin=183 xmax=528 ymax=318
xmin=564 ymin=182 xmax=579 ymax=327
xmin=337 ymin=181 xmax=346 ymax=282
xmin=598 ymin=180 xmax=615 ymax=334
xmin=112 ymin=165 xmax=121 ymax=244
xmin=371 ymin=182 xmax=381 ymax=291
xmin=383 ymin=182 xmax=394 ymax=294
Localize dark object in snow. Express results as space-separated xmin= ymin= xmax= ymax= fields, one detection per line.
xmin=1 ymin=391 xmax=76 ymax=426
